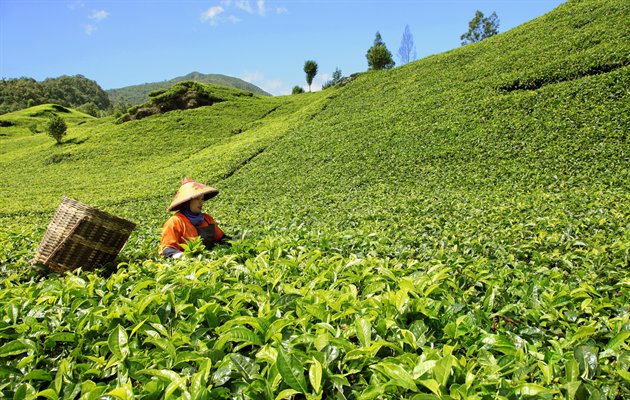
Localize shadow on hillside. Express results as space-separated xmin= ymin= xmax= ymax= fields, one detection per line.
xmin=61 ymin=138 xmax=88 ymax=145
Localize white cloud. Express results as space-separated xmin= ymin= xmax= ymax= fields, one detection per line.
xmin=241 ymin=71 xmax=264 ymax=82
xmin=201 ymin=6 xmax=225 ymax=25
xmin=257 ymin=0 xmax=266 ymax=16
xmin=89 ymin=10 xmax=109 ymax=21
xmin=240 ymin=71 xmax=291 ymax=96
xmin=262 ymin=79 xmax=287 ymax=95
xmin=80 ymin=9 xmax=108 ymax=35
xmin=68 ymin=1 xmax=84 ymax=10
xmin=276 ymin=7 xmax=288 ymax=14
xmin=202 ymin=0 xmax=274 ymax=25
xmin=82 ymin=24 xmax=96 ymax=35
xmin=235 ymin=0 xmax=253 ymax=13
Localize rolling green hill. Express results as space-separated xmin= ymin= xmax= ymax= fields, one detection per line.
xmin=106 ymin=71 xmax=271 ymax=105
xmin=0 ymin=0 xmax=628 ymax=398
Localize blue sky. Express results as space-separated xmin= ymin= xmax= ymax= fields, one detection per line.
xmin=1 ymin=0 xmax=565 ymax=96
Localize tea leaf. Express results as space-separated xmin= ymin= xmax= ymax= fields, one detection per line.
xmin=108 ymin=325 xmax=129 ymax=361
xmin=370 ymin=362 xmax=418 ymax=392
xmin=277 ymin=346 xmax=308 ymax=393
xmin=309 ymin=358 xmax=323 ymax=394
xmin=0 ymin=339 xmax=30 ymax=357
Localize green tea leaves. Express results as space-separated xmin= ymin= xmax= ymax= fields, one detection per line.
xmin=277 ymin=346 xmax=308 ymax=393
xmin=107 ymin=325 xmax=129 ymax=361
xmin=574 ymin=345 xmax=599 ymax=380
xmin=0 ymin=339 xmax=31 ymax=357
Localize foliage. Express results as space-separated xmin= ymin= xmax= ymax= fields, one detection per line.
xmin=303 ymin=60 xmax=319 ymax=92
xmin=322 ymin=68 xmax=343 ymax=90
xmin=76 ymin=102 xmax=101 ymax=118
xmin=292 ymin=86 xmax=305 ymax=94
xmin=461 ymin=10 xmax=500 ymax=45
xmin=180 ymin=236 xmax=207 ymax=257
xmin=117 ymin=81 xmax=254 ymax=122
xmin=106 ymin=71 xmax=271 ymax=107
xmin=45 ymin=114 xmax=68 ymax=144
xmin=0 ymin=0 xmax=629 ymax=397
xmin=398 ymin=25 xmax=417 ymax=65
xmin=366 ymin=31 xmax=395 ymax=70
xmin=0 ymin=75 xmax=110 ymax=115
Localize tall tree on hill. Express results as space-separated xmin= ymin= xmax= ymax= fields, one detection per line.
xmin=398 ymin=25 xmax=417 ymax=65
xmin=303 ymin=60 xmax=318 ymax=92
xmin=366 ymin=31 xmax=395 ymax=70
xmin=460 ymin=10 xmax=500 ymax=45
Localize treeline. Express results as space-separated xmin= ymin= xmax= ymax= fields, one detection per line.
xmin=0 ymin=75 xmax=111 ymax=116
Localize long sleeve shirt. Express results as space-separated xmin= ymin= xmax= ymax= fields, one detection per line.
xmin=159 ymin=212 xmax=224 ymax=256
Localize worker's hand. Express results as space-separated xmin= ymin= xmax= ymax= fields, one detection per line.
xmin=172 ymin=252 xmax=184 ymax=259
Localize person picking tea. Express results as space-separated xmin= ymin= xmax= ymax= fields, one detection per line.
xmin=160 ymin=177 xmax=226 ymax=258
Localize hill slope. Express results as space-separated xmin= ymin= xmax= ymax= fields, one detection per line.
xmin=0 ymin=0 xmax=628 ymax=397
xmin=106 ymin=71 xmax=271 ymax=105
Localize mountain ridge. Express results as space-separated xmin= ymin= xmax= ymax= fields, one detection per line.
xmin=106 ymin=71 xmax=271 ymax=105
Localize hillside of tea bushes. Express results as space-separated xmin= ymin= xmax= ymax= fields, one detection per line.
xmin=0 ymin=0 xmax=628 ymax=398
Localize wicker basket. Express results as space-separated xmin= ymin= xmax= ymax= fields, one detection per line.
xmin=32 ymin=196 xmax=136 ymax=273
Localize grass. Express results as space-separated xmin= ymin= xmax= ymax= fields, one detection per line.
xmin=0 ymin=0 xmax=628 ymax=398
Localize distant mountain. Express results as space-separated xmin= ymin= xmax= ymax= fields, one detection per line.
xmin=0 ymin=75 xmax=111 ymax=115
xmin=106 ymin=72 xmax=271 ymax=105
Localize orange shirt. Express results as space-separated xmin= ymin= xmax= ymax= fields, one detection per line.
xmin=160 ymin=212 xmax=224 ymax=254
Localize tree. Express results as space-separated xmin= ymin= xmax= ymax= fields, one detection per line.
xmin=460 ymin=10 xmax=499 ymax=45
xmin=46 ymin=114 xmax=67 ymax=144
xmin=303 ymin=60 xmax=318 ymax=92
xmin=111 ymin=101 xmax=131 ymax=118
xmin=398 ymin=25 xmax=417 ymax=65
xmin=366 ymin=31 xmax=395 ymax=70
xmin=322 ymin=68 xmax=343 ymax=89
xmin=77 ymin=102 xmax=100 ymax=117
xmin=292 ymin=86 xmax=305 ymax=95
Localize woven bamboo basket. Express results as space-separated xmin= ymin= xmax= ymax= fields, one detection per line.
xmin=32 ymin=196 xmax=136 ymax=273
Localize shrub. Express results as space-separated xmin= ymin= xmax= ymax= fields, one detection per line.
xmin=292 ymin=86 xmax=305 ymax=94
xmin=322 ymin=68 xmax=343 ymax=89
xmin=46 ymin=115 xmax=67 ymax=144
xmin=77 ymin=102 xmax=100 ymax=117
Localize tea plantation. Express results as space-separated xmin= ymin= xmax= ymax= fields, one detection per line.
xmin=0 ymin=0 xmax=628 ymax=398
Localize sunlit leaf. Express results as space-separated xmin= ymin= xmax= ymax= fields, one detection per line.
xmin=0 ymin=339 xmax=30 ymax=357
xmin=276 ymin=346 xmax=308 ymax=393
xmin=433 ymin=355 xmax=452 ymax=388
xmin=515 ymin=383 xmax=556 ymax=396
xmin=108 ymin=325 xmax=130 ymax=361
xmin=370 ymin=362 xmax=418 ymax=392
xmin=605 ymin=331 xmax=630 ymax=350
xmin=417 ymin=379 xmax=441 ymax=396
xmin=309 ymin=358 xmax=323 ymax=394
xmin=355 ymin=317 xmax=371 ymax=347
xmin=574 ymin=345 xmax=598 ymax=380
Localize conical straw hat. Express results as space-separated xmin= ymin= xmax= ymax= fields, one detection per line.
xmin=167 ymin=177 xmax=219 ymax=211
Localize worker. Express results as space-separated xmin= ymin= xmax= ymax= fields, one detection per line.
xmin=160 ymin=177 xmax=226 ymax=258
